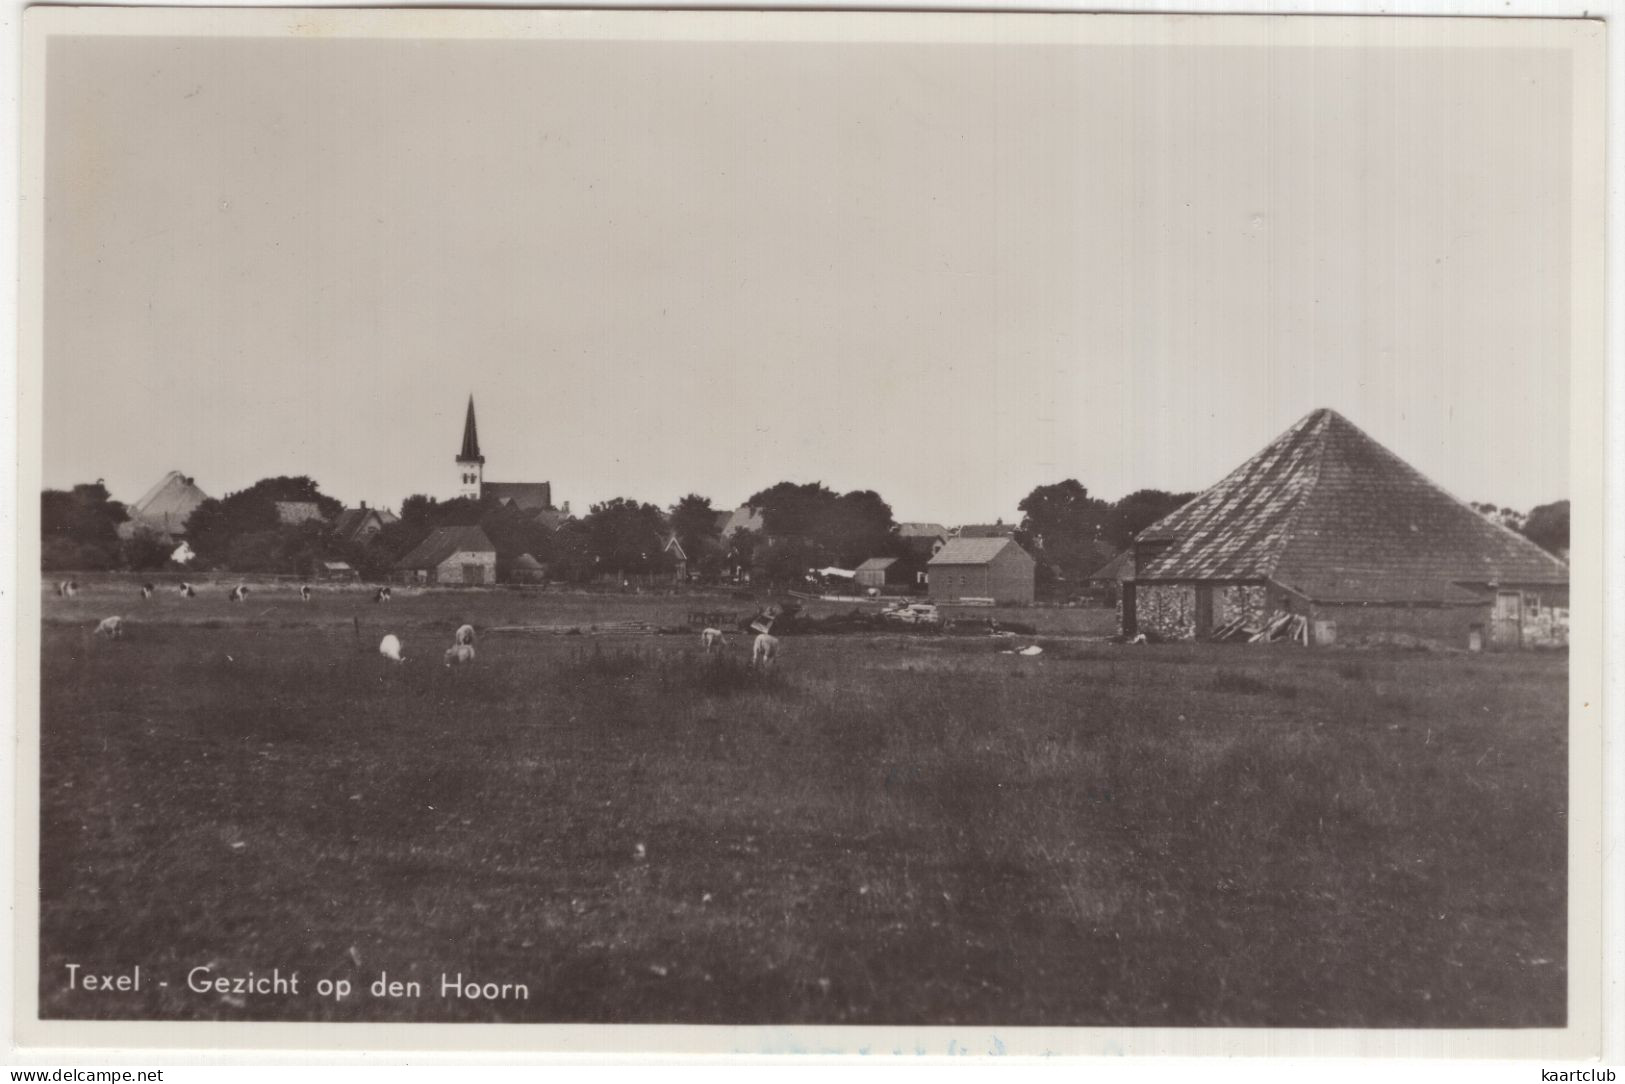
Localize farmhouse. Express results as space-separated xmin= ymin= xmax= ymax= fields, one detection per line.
xmin=928 ymin=537 xmax=1037 ymax=605
xmin=332 ymin=503 xmax=398 ymax=545
xmin=118 ymin=470 xmax=209 ymax=539
xmin=395 ymin=525 xmax=497 ymax=586
xmin=454 ymin=395 xmax=554 ymax=510
xmin=1122 ymin=408 xmax=1569 ymax=649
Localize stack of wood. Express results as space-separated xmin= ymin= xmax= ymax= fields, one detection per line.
xmin=1209 ymin=616 xmax=1258 ymax=641
xmin=1247 ymin=611 xmax=1309 ymax=645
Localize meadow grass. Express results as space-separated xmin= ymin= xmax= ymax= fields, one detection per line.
xmin=35 ymin=584 xmax=1566 ymax=1026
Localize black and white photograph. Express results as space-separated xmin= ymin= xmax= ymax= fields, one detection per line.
xmin=11 ymin=6 xmax=1609 ymax=1058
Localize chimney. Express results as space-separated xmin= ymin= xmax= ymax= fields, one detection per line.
xmin=562 ymin=501 xmax=571 ymax=514
xmin=360 ymin=500 xmax=368 ymax=511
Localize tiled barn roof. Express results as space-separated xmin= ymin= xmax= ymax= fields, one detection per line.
xmin=395 ymin=525 xmax=496 ymax=570
xmin=1133 ymin=409 xmax=1567 ymax=599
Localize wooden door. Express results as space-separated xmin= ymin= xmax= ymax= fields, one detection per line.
xmin=1492 ymin=591 xmax=1522 ymax=647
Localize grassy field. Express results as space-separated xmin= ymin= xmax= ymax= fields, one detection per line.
xmin=36 ymin=581 xmax=1566 ymax=1027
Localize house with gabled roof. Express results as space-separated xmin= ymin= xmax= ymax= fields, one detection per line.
xmin=394 ymin=524 xmax=497 ymax=586
xmin=927 ymin=537 xmax=1036 ymax=604
xmin=1123 ymin=408 xmax=1568 ymax=648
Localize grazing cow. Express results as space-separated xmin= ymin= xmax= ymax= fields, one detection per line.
xmin=299 ymin=584 xmax=312 ymax=602
xmin=229 ymin=585 xmax=250 ymax=602
xmin=140 ymin=583 xmax=155 ymax=600
xmin=57 ymin=580 xmax=79 ymax=599
xmin=378 ymin=634 xmax=404 ymax=663
xmin=178 ymin=582 xmax=196 ymax=598
xmin=752 ymin=632 xmax=779 ymax=668
xmin=700 ymin=627 xmax=725 ymax=653
xmin=375 ymin=586 xmax=393 ymax=604
xmin=444 ymin=643 xmax=476 ymax=666
xmin=93 ymin=615 xmax=124 ymax=639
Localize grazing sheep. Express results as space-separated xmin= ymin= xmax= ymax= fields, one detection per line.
xmin=700 ymin=627 xmax=725 ymax=653
xmin=752 ymin=632 xmax=779 ymax=667
xmin=299 ymin=584 xmax=311 ymax=602
xmin=444 ymin=643 xmax=476 ymax=666
xmin=93 ymin=615 xmax=124 ymax=639
xmin=229 ymin=585 xmax=250 ymax=602
xmin=378 ymin=634 xmax=404 ymax=663
xmin=140 ymin=583 xmax=155 ymax=600
xmin=454 ymin=623 xmax=475 ymax=647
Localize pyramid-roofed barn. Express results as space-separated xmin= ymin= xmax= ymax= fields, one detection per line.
xmin=125 ymin=470 xmax=209 ymax=536
xmin=1134 ymin=409 xmax=1566 ymax=602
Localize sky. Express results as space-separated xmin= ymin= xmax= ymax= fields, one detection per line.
xmin=42 ymin=27 xmax=1576 ymax=524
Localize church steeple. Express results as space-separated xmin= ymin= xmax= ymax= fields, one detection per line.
xmin=458 ymin=395 xmax=484 ymax=464
xmin=455 ymin=395 xmax=484 ymax=500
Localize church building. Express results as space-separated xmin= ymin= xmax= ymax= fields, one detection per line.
xmin=455 ymin=395 xmax=555 ymax=512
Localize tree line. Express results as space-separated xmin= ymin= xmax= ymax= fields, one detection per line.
xmin=41 ymin=474 xmax=1573 ymax=592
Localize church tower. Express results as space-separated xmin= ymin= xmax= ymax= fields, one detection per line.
xmin=455 ymin=394 xmax=484 ymax=500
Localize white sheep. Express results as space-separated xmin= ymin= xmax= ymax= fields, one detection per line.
xmin=229 ymin=585 xmax=250 ymax=602
xmin=379 ymin=634 xmax=405 ymax=663
xmin=454 ymin=624 xmax=475 ymax=647
xmin=93 ymin=615 xmax=124 ymax=638
xmin=752 ymin=632 xmax=779 ymax=667
xmin=444 ymin=643 xmax=476 ymax=666
xmin=299 ymin=584 xmax=311 ymax=602
xmin=701 ymin=627 xmax=725 ymax=653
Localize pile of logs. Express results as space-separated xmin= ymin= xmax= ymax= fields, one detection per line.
xmin=1208 ymin=611 xmax=1309 ymax=645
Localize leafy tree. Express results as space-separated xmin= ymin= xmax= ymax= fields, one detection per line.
xmin=1103 ymin=489 xmax=1196 ymax=551
xmin=745 ymin=481 xmax=895 ymax=569
xmin=822 ymin=490 xmax=896 ymax=567
xmin=1015 ymin=480 xmax=1111 ymax=588
xmin=747 ymin=481 xmax=839 ymax=540
xmin=41 ymin=482 xmax=126 ymax=569
xmin=549 ymin=520 xmax=596 ymax=583
xmin=1521 ymin=500 xmax=1569 ymax=556
xmin=582 ymin=498 xmax=672 ymax=578
xmin=185 ymin=476 xmax=343 ymax=572
xmin=670 ymin=494 xmax=721 ymax=561
xmin=118 ymin=526 xmax=174 ymax=572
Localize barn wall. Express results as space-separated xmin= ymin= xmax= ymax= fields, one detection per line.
xmin=1215 ymin=585 xmax=1270 ymax=629
xmin=1136 ymin=584 xmax=1197 ymax=639
xmin=928 ymin=565 xmax=988 ymax=602
xmin=1511 ymin=587 xmax=1569 ymax=647
xmin=1308 ymin=602 xmax=1489 ymax=649
xmin=433 ymin=549 xmax=497 ymax=585
xmin=987 ymin=546 xmax=1036 ymax=604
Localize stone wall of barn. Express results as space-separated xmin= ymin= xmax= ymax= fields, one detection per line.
xmin=1515 ymin=587 xmax=1569 ymax=647
xmin=1215 ymin=585 xmax=1270 ymax=630
xmin=1307 ymin=602 xmax=1489 ymax=650
xmin=433 ymin=549 xmax=497 ymax=586
xmin=1136 ymin=584 xmax=1196 ymax=639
